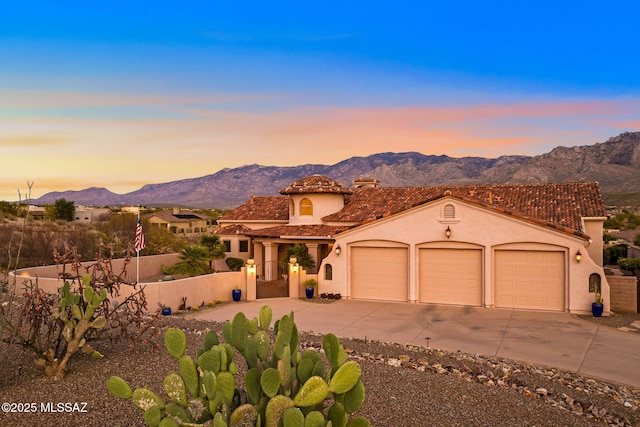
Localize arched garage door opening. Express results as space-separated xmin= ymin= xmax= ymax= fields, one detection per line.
xmin=494 ymin=250 xmax=565 ymax=311
xmin=350 ymin=246 xmax=408 ymax=302
xmin=418 ymin=248 xmax=482 ymax=306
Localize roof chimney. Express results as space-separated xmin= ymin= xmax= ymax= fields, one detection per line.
xmin=353 ymin=177 xmax=380 ymax=188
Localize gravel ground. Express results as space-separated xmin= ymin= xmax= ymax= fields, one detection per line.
xmin=1 ymin=311 xmax=639 ymax=427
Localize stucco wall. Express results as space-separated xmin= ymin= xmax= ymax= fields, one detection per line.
xmin=608 ymin=276 xmax=638 ymax=313
xmin=11 ymin=254 xmax=246 ymax=312
xmin=318 ymin=196 xmax=609 ymax=314
xmin=15 ymin=253 xmax=180 ymax=280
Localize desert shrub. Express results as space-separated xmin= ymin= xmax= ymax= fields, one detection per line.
xmin=1 ymin=246 xmax=159 ymax=380
xmin=107 ymin=305 xmax=371 ymax=427
xmin=163 ymin=245 xmax=212 ymax=277
xmin=618 ymin=258 xmax=640 ymax=275
xmin=604 ymin=244 xmax=628 ymax=265
xmin=225 ymin=256 xmax=244 ymax=271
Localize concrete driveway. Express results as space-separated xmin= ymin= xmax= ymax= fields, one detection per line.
xmin=192 ymin=298 xmax=640 ymax=389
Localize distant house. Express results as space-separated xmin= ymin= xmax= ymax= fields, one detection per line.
xmin=146 ymin=208 xmax=211 ymax=234
xmin=217 ymin=174 xmax=610 ymax=314
xmin=74 ymin=206 xmax=111 ymax=223
xmin=28 ymin=205 xmax=46 ymax=220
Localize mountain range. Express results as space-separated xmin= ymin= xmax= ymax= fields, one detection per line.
xmin=34 ymin=132 xmax=640 ymax=209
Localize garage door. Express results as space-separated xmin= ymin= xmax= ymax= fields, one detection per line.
xmin=351 ymin=247 xmax=408 ymax=301
xmin=419 ymin=248 xmax=482 ymax=306
xmin=494 ymin=250 xmax=564 ymax=311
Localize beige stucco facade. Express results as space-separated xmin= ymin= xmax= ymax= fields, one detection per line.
xmin=317 ymin=197 xmax=608 ymax=315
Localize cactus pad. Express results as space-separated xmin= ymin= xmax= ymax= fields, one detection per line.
xmin=328 ymin=361 xmax=361 ymax=394
xmin=143 ymin=405 xmax=162 ymax=427
xmin=163 ymin=372 xmax=188 ymax=407
xmin=265 ymin=395 xmax=294 ymax=427
xmin=342 ymin=379 xmax=366 ymax=414
xmin=283 ymin=407 xmax=305 ymax=427
xmin=259 ymin=305 xmax=272 ymax=330
xmin=131 ymin=387 xmax=165 ymax=411
xmin=229 ymin=404 xmax=258 ymax=426
xmin=164 ymin=328 xmax=187 ymax=360
xmin=179 ymin=355 xmax=199 ymax=398
xmin=106 ymin=375 xmax=133 ymax=399
xmin=293 ymin=376 xmax=329 ymax=408
xmin=261 ymin=368 xmax=281 ymax=398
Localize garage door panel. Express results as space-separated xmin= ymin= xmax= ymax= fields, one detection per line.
xmin=351 ymin=247 xmax=408 ymax=301
xmin=419 ymin=248 xmax=482 ymax=306
xmin=495 ymin=250 xmax=564 ymax=311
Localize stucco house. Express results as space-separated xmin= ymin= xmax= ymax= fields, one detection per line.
xmin=146 ymin=208 xmax=211 ymax=234
xmin=216 ymin=175 xmax=609 ymax=314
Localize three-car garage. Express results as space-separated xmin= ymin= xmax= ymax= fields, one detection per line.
xmin=348 ymin=243 xmax=566 ymax=312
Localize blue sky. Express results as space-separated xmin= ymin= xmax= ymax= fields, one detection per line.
xmin=1 ymin=1 xmax=639 ymax=201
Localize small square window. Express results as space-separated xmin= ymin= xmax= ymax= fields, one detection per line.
xmin=223 ymin=240 xmax=231 ymax=252
xmin=239 ymin=240 xmax=249 ymax=253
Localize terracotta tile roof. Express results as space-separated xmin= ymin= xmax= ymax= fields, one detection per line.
xmin=323 ymin=182 xmax=606 ymax=235
xmin=215 ymin=224 xmax=253 ymax=235
xmin=244 ymin=224 xmax=346 ymax=238
xmin=280 ymin=175 xmax=353 ymax=195
xmin=219 ymin=196 xmax=289 ymax=221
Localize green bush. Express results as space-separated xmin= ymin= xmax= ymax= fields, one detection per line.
xmin=604 ymin=244 xmax=628 ymax=265
xmin=225 ymin=257 xmax=244 ymax=271
xmin=106 ymin=305 xmax=371 ymax=426
xmin=618 ymin=258 xmax=640 ymax=275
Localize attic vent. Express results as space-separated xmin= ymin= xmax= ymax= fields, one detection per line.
xmin=443 ymin=204 xmax=455 ymax=219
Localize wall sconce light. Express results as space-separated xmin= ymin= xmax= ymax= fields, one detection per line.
xmin=445 ymin=226 xmax=451 ymax=239
xmin=575 ymin=250 xmax=582 ymax=263
xmin=292 ymin=264 xmax=299 ymax=273
xmin=248 ymin=265 xmax=256 ymax=275
xmin=335 ymin=245 xmax=341 ymax=256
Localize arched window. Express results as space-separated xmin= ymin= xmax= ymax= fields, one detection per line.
xmin=443 ymin=204 xmax=455 ymax=219
xmin=325 ymin=264 xmax=333 ymax=280
xmin=300 ymin=198 xmax=313 ymax=216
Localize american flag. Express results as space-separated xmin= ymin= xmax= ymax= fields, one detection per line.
xmin=134 ymin=220 xmax=145 ymax=252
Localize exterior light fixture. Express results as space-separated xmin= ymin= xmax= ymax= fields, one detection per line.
xmin=246 ymin=258 xmax=256 ymax=274
xmin=335 ymin=245 xmax=341 ymax=256
xmin=292 ymin=264 xmax=299 ymax=273
xmin=575 ymin=250 xmax=582 ymax=263
xmin=445 ymin=226 xmax=451 ymax=239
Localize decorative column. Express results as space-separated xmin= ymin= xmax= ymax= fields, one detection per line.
xmin=245 ymin=259 xmax=257 ymax=301
xmin=288 ymin=257 xmax=300 ymax=299
xmin=305 ymin=243 xmax=320 ymax=274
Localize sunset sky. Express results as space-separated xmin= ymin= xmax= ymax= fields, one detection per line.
xmin=1 ymin=1 xmax=639 ymax=201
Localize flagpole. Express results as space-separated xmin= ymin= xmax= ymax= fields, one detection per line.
xmin=136 ymin=209 xmax=140 ymax=284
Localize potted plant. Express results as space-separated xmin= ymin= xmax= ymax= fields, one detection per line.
xmin=232 ymin=285 xmax=242 ymax=302
xmin=592 ymin=287 xmax=604 ymax=317
xmin=303 ymin=278 xmax=318 ymax=299
xmin=158 ymin=303 xmax=171 ymax=316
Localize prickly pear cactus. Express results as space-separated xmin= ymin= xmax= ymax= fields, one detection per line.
xmin=36 ymin=274 xmax=108 ymax=379
xmin=106 ymin=305 xmax=371 ymax=426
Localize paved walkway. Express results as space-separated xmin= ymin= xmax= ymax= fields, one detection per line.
xmin=192 ymin=298 xmax=640 ymax=389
